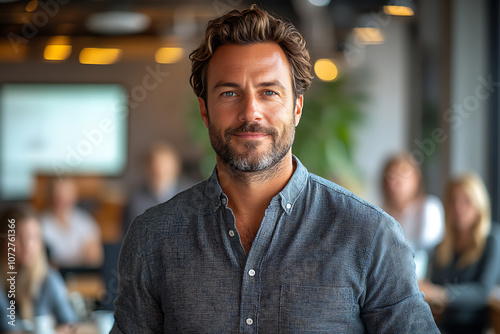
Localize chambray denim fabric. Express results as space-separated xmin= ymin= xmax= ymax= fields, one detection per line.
xmin=111 ymin=157 xmax=439 ymax=333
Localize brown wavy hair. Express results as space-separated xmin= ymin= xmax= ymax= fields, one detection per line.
xmin=189 ymin=4 xmax=313 ymax=103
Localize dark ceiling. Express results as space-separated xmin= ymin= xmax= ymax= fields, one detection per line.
xmin=0 ymin=0 xmax=405 ymax=62
xmin=0 ymin=0 xmax=390 ymax=37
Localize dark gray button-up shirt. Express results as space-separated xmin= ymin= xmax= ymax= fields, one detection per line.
xmin=112 ymin=157 xmax=439 ymax=333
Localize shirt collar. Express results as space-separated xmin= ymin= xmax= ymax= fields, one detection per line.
xmin=278 ymin=155 xmax=308 ymax=213
xmin=203 ymin=167 xmax=226 ymax=213
xmin=203 ymin=155 xmax=308 ymax=214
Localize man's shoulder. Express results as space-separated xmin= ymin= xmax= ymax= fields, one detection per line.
xmin=307 ymin=173 xmax=388 ymax=218
xmin=303 ymin=172 xmax=404 ymax=247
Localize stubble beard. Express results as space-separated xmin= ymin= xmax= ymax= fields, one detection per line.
xmin=207 ymin=112 xmax=296 ymax=174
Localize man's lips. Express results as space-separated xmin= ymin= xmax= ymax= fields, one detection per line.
xmin=234 ymin=132 xmax=268 ymax=139
xmin=224 ymin=123 xmax=275 ymax=141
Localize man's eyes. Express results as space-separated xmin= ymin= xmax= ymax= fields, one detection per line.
xmin=219 ymin=90 xmax=278 ymax=97
xmin=221 ymin=91 xmax=236 ymax=97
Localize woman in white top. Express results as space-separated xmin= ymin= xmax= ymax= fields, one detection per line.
xmin=382 ymin=153 xmax=444 ymax=253
xmin=40 ymin=177 xmax=103 ymax=269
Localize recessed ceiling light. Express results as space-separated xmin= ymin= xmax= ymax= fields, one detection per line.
xmin=384 ymin=0 xmax=415 ymax=16
xmin=314 ymin=59 xmax=338 ymax=81
xmin=308 ymin=0 xmax=330 ymax=7
xmin=86 ymin=11 xmax=151 ymax=35
xmin=155 ymin=47 xmax=184 ymax=64
xmin=79 ymin=48 xmax=122 ymax=65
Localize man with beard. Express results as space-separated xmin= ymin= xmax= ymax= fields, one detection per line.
xmin=111 ymin=5 xmax=439 ymax=333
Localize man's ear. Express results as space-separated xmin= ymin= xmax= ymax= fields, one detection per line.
xmin=294 ymin=95 xmax=303 ymax=126
xmin=198 ymin=97 xmax=209 ymax=129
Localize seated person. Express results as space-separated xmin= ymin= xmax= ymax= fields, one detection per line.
xmin=40 ymin=177 xmax=103 ymax=270
xmin=0 ymin=205 xmax=78 ymax=333
xmin=123 ymin=142 xmax=188 ymax=233
xmin=419 ymin=173 xmax=500 ymax=334
xmin=382 ymin=153 xmax=444 ymax=252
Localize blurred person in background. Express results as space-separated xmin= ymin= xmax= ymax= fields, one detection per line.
xmin=0 ymin=205 xmax=78 ymax=333
xmin=40 ymin=177 xmax=103 ymax=271
xmin=382 ymin=153 xmax=445 ymax=253
xmin=419 ymin=173 xmax=500 ymax=334
xmin=122 ymin=142 xmax=190 ymax=234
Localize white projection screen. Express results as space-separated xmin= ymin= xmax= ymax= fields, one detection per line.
xmin=0 ymin=83 xmax=128 ymax=200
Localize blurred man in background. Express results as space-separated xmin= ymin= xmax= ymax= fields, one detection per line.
xmin=122 ymin=142 xmax=189 ymax=234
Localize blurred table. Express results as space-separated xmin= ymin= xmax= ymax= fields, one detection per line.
xmin=66 ymin=273 xmax=106 ymax=300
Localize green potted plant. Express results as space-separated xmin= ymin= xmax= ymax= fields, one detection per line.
xmin=294 ymin=77 xmax=365 ymax=191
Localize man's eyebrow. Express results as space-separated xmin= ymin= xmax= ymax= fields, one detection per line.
xmin=213 ymin=82 xmax=241 ymax=90
xmin=212 ymin=81 xmax=286 ymax=90
xmin=257 ymin=81 xmax=286 ymax=90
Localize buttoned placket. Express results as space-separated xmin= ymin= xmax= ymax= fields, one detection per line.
xmin=238 ymin=199 xmax=282 ymax=333
xmin=218 ymin=187 xmax=290 ymax=333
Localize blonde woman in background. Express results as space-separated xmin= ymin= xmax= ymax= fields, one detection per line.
xmin=0 ymin=205 xmax=77 ymax=333
xmin=382 ymin=153 xmax=445 ymax=252
xmin=419 ymin=173 xmax=500 ymax=334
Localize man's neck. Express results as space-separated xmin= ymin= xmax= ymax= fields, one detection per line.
xmin=217 ymin=153 xmax=295 ymax=221
xmin=217 ymin=153 xmax=295 ymax=254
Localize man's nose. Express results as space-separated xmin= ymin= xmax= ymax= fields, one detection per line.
xmin=239 ymin=94 xmax=263 ymax=123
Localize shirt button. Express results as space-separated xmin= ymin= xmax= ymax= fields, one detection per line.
xmin=228 ymin=230 xmax=235 ymax=237
xmin=246 ymin=318 xmax=253 ymax=325
xmin=248 ymin=269 xmax=256 ymax=277
xmin=286 ymin=203 xmax=291 ymax=209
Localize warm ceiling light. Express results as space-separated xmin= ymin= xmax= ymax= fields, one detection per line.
xmin=383 ymin=5 xmax=414 ymax=16
xmin=44 ymin=36 xmax=71 ymax=61
xmin=44 ymin=45 xmax=72 ymax=61
xmin=314 ymin=59 xmax=338 ymax=82
xmin=353 ymin=27 xmax=384 ymax=45
xmin=79 ymin=48 xmax=122 ymax=65
xmin=155 ymin=47 xmax=184 ymax=64
xmin=25 ymin=0 xmax=38 ymax=12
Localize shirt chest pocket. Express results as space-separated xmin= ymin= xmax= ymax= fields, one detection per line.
xmin=279 ymin=284 xmax=353 ymax=333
